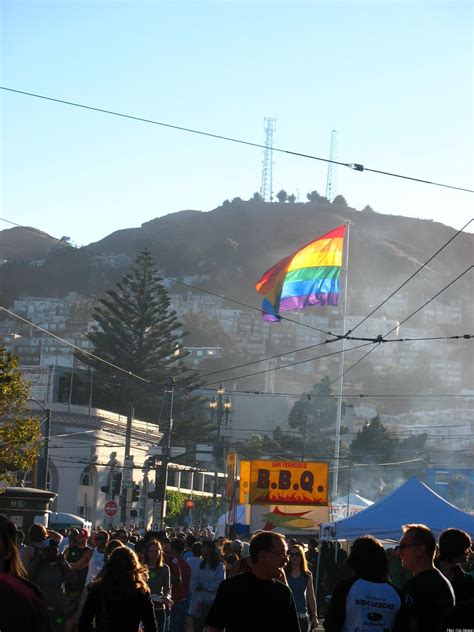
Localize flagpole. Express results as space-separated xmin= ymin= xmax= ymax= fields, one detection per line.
xmin=331 ymin=221 xmax=350 ymax=512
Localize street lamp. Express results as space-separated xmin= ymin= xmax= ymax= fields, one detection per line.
xmin=209 ymin=384 xmax=232 ymax=441
xmin=209 ymin=384 xmax=232 ymax=525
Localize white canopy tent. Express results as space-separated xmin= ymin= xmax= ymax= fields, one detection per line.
xmin=332 ymin=492 xmax=373 ymax=508
xmin=320 ymin=477 xmax=474 ymax=541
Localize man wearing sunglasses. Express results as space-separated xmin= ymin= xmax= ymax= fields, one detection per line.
xmin=205 ymin=531 xmax=300 ymax=632
xmin=397 ymin=523 xmax=455 ymax=632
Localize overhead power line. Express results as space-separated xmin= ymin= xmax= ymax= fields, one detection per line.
xmin=348 ymin=217 xmax=473 ymax=335
xmin=201 ymin=342 xmax=376 ymax=387
xmin=0 ymin=305 xmax=151 ymax=383
xmin=1 ymin=86 xmax=473 ymax=193
xmin=383 ymin=265 xmax=474 ymax=337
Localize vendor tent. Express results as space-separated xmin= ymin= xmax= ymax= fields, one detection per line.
xmin=216 ymin=504 xmax=250 ymax=537
xmin=321 ymin=477 xmax=474 ymax=540
xmin=332 ymin=492 xmax=373 ymax=508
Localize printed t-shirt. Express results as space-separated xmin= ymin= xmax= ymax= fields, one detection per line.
xmin=323 ymin=576 xmax=401 ymax=632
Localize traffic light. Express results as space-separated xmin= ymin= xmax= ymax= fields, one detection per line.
xmin=143 ymin=456 xmax=156 ymax=471
xmin=213 ymin=443 xmax=224 ymax=459
xmin=132 ymin=484 xmax=140 ymax=503
xmin=130 ymin=509 xmax=138 ymax=518
xmin=112 ymin=472 xmax=122 ymax=496
xmin=100 ymin=485 xmax=110 ymax=494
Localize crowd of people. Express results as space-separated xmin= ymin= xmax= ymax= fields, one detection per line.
xmin=0 ymin=514 xmax=473 ymax=632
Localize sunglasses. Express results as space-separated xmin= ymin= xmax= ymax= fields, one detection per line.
xmin=395 ymin=543 xmax=420 ymax=551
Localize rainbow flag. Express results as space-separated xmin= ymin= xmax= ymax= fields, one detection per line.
xmin=256 ymin=225 xmax=346 ymax=322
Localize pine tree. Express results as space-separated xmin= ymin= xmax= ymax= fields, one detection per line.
xmin=77 ymin=249 xmax=213 ymax=444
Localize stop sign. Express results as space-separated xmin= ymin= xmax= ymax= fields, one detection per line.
xmin=104 ymin=500 xmax=118 ymax=517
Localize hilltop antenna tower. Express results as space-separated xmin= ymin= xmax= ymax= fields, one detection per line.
xmin=326 ymin=129 xmax=338 ymax=202
xmin=260 ymin=117 xmax=276 ymax=202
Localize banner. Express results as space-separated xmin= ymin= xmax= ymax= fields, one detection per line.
xmin=250 ymin=504 xmax=329 ymax=535
xmin=248 ymin=460 xmax=329 ymax=506
xmin=239 ymin=460 xmax=251 ymax=504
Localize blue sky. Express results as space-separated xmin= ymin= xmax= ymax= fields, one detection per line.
xmin=1 ymin=1 xmax=473 ymax=246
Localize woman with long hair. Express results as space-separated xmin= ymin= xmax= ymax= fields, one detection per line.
xmin=78 ymin=545 xmax=157 ymax=632
xmin=143 ymin=539 xmax=172 ymax=632
xmin=188 ymin=539 xmax=225 ymax=632
xmin=0 ymin=515 xmax=51 ymax=631
xmin=323 ymin=536 xmax=401 ymax=632
xmin=284 ymin=544 xmax=319 ymax=632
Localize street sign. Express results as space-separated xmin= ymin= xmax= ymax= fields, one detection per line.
xmin=104 ymin=501 xmax=118 ymax=517
xmin=149 ymin=446 xmax=186 ymax=457
xmin=123 ymin=458 xmax=134 ymax=482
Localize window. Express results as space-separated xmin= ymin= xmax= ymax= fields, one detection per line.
xmin=80 ymin=466 xmax=93 ymax=486
xmin=435 ymin=471 xmax=449 ymax=485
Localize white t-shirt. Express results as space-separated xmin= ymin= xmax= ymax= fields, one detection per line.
xmin=85 ymin=547 xmax=105 ymax=585
xmin=342 ymin=578 xmax=401 ymax=632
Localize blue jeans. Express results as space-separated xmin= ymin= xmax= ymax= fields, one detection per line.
xmin=169 ymin=599 xmax=188 ymax=632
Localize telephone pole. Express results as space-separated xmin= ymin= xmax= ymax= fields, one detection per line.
xmin=120 ymin=402 xmax=134 ymax=525
xmin=153 ymin=377 xmax=175 ymax=529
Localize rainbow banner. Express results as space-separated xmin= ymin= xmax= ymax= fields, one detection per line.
xmin=255 ymin=225 xmax=345 ymax=322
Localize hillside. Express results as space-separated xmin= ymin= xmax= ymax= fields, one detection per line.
xmin=0 ymin=226 xmax=58 ymax=262
xmin=0 ymin=198 xmax=472 ymax=314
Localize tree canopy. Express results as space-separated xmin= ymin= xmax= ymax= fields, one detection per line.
xmin=0 ymin=348 xmax=41 ymax=485
xmin=287 ymin=376 xmax=339 ymax=459
xmin=348 ymin=415 xmax=428 ymax=500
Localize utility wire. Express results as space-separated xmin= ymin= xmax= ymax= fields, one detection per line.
xmin=193 ymin=266 xmax=474 ymax=385
xmin=200 ymin=388 xmax=472 ymax=399
xmin=334 ymin=267 xmax=474 ymax=391
xmin=383 ymin=265 xmax=474 ymax=337
xmin=1 ymin=86 xmax=473 ymax=193
xmin=196 ymin=339 xmax=336 ymax=379
xmin=201 ymin=341 xmax=375 ymax=387
xmin=0 ymin=305 xmax=151 ymax=383
xmin=347 ymin=218 xmax=473 ymax=335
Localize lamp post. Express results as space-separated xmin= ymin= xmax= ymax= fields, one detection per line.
xmin=209 ymin=384 xmax=232 ymax=526
xmin=28 ymin=398 xmax=51 ymax=490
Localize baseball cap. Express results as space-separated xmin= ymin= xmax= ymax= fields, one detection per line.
xmin=230 ymin=539 xmax=243 ymax=552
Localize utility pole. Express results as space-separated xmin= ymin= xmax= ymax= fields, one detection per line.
xmin=209 ymin=384 xmax=232 ymax=526
xmin=120 ymin=402 xmax=134 ymax=526
xmin=28 ymin=399 xmax=51 ymax=490
xmin=153 ymin=377 xmax=175 ymax=529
